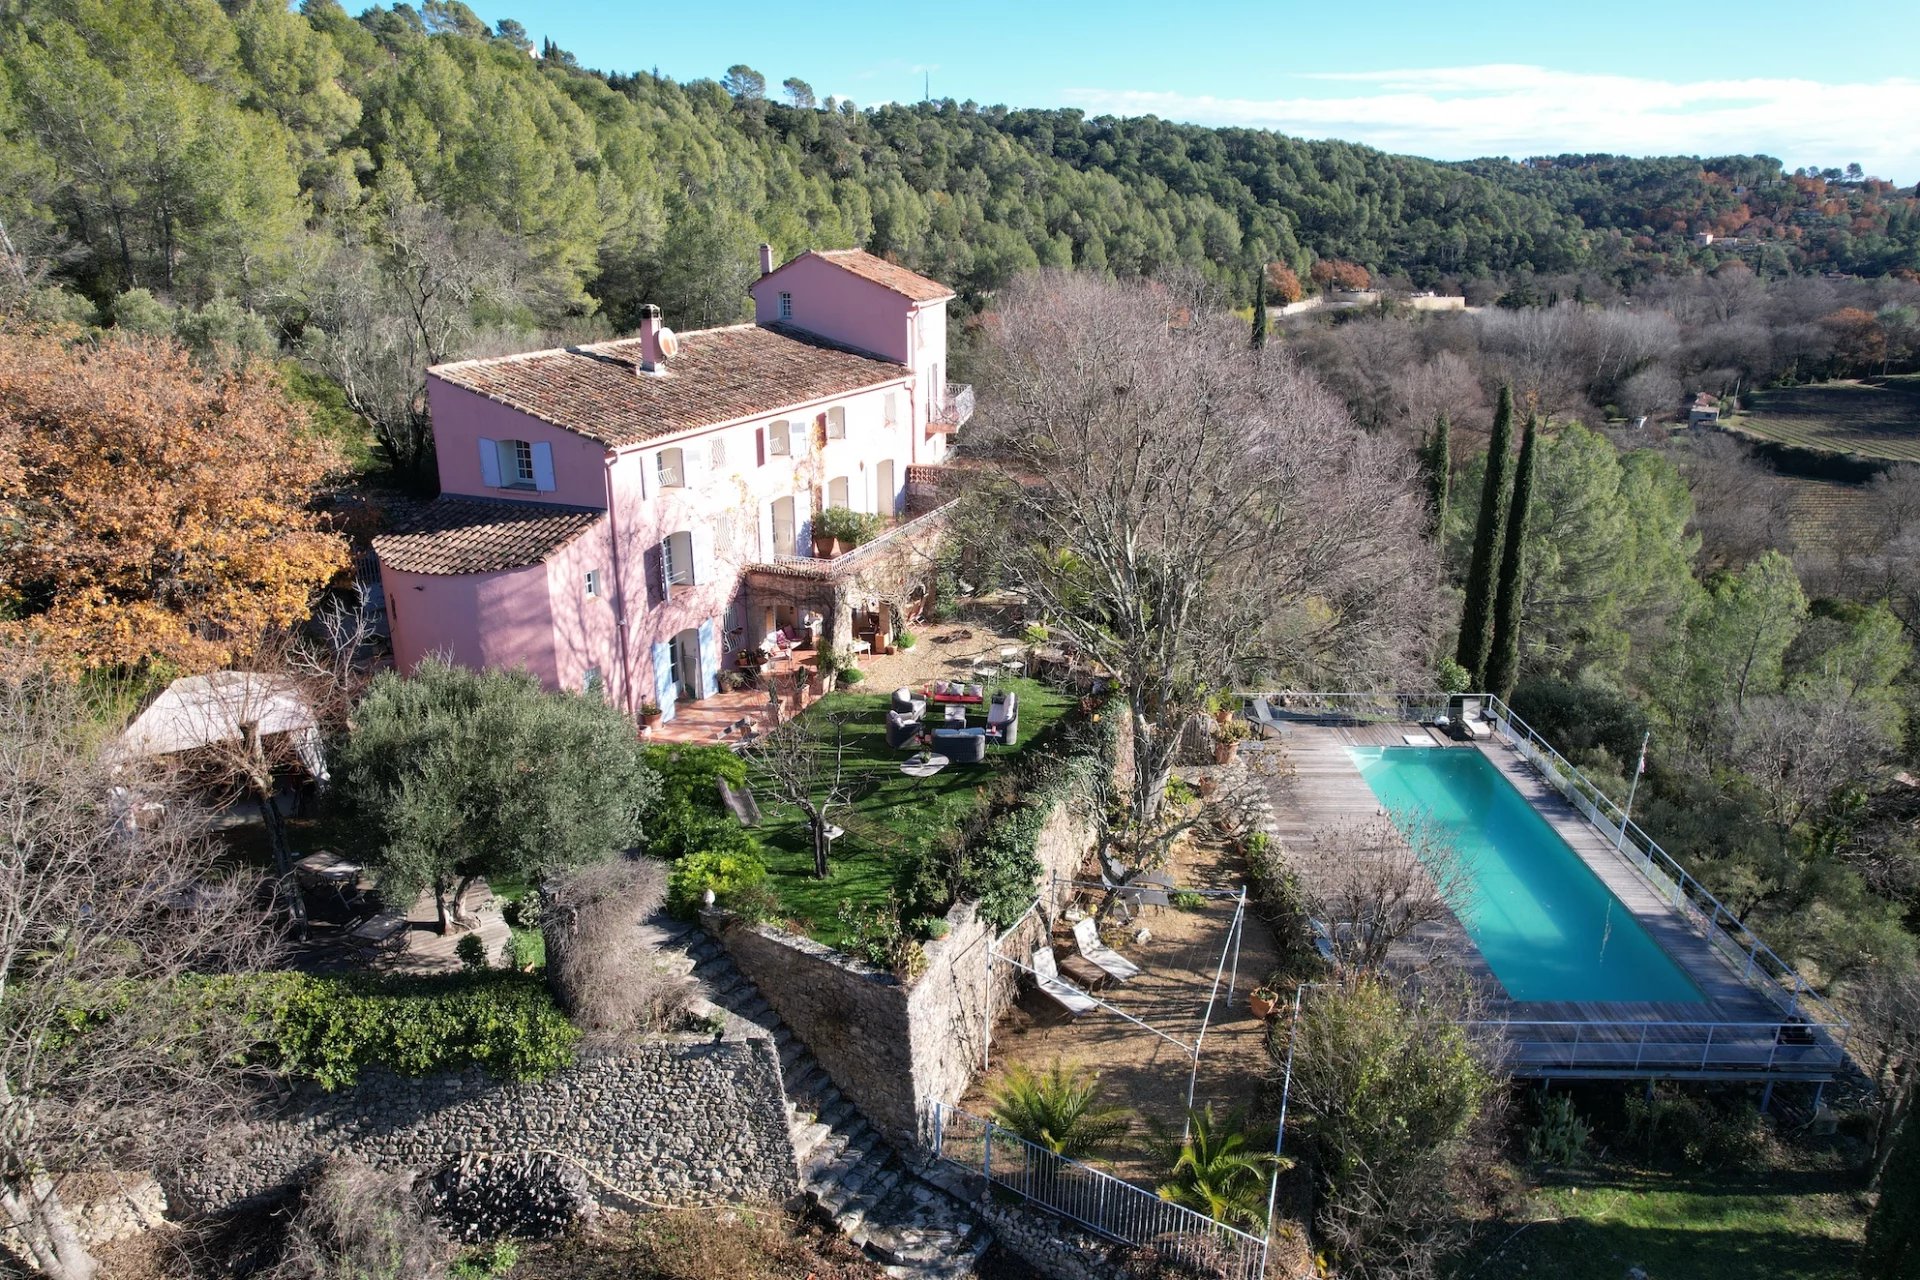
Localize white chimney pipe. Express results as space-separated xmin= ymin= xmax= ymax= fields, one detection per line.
xmin=637 ymin=304 xmax=663 ymax=373
xmin=759 ymin=243 xmax=774 ymax=276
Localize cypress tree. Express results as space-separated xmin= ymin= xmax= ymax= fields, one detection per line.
xmin=1422 ymin=411 xmax=1451 ymax=538
xmin=1861 ymin=1113 xmax=1920 ymax=1279
xmin=1251 ymin=270 xmax=1268 ymax=350
xmin=1483 ymin=413 xmax=1538 ymax=701
xmin=1454 ymin=385 xmax=1515 ymax=686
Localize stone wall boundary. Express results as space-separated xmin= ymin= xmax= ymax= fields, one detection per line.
xmin=170 ymin=1016 xmax=799 ymax=1218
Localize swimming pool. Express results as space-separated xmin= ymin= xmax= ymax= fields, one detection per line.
xmin=1348 ymin=746 xmax=1704 ymax=1004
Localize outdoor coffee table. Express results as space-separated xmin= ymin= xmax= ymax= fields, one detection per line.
xmin=1058 ymin=953 xmax=1112 ymax=991
xmin=899 ymin=752 xmax=950 ymax=788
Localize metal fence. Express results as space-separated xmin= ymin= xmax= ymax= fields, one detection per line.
xmin=931 ymin=1103 xmax=1269 ymax=1280
xmin=1255 ymin=691 xmax=1852 ymax=1067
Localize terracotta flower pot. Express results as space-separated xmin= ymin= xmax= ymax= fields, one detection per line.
xmin=1249 ymin=989 xmax=1279 ymax=1018
xmin=1213 ymin=740 xmax=1238 ymax=765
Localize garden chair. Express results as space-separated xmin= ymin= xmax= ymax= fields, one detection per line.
xmin=1030 ymin=947 xmax=1098 ymax=1015
xmin=717 ymin=778 xmax=762 ymax=827
xmin=1071 ymin=917 xmax=1141 ymax=982
xmin=1244 ymin=696 xmax=1285 ymax=740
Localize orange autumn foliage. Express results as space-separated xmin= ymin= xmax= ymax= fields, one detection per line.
xmin=0 ymin=332 xmax=347 ymax=672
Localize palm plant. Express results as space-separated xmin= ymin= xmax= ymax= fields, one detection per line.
xmin=986 ymin=1060 xmax=1132 ymax=1159
xmin=1151 ymin=1104 xmax=1287 ymax=1231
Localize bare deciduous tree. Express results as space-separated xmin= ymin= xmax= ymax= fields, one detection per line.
xmin=742 ymin=709 xmax=861 ymax=879
xmin=542 ymin=858 xmax=693 ymax=1041
xmin=1853 ymin=958 xmax=1920 ymax=1189
xmin=0 ymin=668 xmax=273 ymax=1280
xmin=965 ymin=272 xmax=1437 ymax=844
xmin=1309 ymin=816 xmax=1476 ymax=970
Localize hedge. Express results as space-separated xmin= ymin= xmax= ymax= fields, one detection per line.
xmin=211 ymin=970 xmax=580 ymax=1091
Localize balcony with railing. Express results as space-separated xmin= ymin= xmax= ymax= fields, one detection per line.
xmin=928 ymin=381 xmax=974 ymax=434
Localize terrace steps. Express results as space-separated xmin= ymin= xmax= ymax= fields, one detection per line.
xmin=641 ymin=912 xmax=993 ymax=1279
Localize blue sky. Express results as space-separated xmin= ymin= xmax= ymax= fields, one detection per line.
xmin=476 ymin=0 xmax=1920 ymax=180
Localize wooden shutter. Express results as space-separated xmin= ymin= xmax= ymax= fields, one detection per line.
xmin=756 ymin=427 xmax=766 ymax=467
xmin=642 ymin=543 xmax=664 ymax=608
xmin=478 ymin=438 xmax=502 ymax=487
xmin=531 ymin=442 xmax=555 ymax=492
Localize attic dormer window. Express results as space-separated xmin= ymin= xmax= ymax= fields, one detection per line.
xmin=779 ymin=291 xmax=792 ymax=320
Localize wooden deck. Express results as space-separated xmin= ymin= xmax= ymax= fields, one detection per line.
xmin=1261 ymin=722 xmax=1843 ymax=1080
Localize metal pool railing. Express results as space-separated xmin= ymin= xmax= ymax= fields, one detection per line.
xmin=1254 ymin=691 xmax=1852 ymax=1064
xmin=930 ymin=1103 xmax=1270 ymax=1280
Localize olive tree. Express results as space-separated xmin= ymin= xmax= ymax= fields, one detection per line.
xmin=966 ymin=272 xmax=1436 ymax=843
xmin=336 ymin=660 xmax=658 ymax=932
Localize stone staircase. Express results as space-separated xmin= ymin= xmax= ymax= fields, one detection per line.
xmin=641 ymin=913 xmax=994 ymax=1278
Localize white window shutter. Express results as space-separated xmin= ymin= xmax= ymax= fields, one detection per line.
xmin=531 ymin=442 xmax=555 ymax=492
xmin=478 ymin=438 xmax=502 ymax=487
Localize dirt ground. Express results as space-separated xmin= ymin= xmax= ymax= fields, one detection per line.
xmin=960 ymin=810 xmax=1284 ymax=1186
xmin=849 ymin=610 xmax=1032 ymax=692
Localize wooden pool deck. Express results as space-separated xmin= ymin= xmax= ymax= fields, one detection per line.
xmin=1261 ymin=721 xmax=1845 ymax=1080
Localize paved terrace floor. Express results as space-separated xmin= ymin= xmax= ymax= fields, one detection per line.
xmin=1261 ymin=721 xmax=1839 ymax=1080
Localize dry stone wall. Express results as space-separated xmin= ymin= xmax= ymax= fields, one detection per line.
xmin=171 ymin=1030 xmax=797 ymax=1216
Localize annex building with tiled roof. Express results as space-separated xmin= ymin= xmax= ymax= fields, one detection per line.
xmin=375 ymin=245 xmax=971 ymax=728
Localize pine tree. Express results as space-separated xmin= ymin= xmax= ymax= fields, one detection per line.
xmin=1861 ymin=1112 xmax=1920 ymax=1279
xmin=1483 ymin=413 xmax=1538 ymax=701
xmin=1455 ymin=385 xmax=1515 ymax=685
xmin=1422 ymin=410 xmax=1451 ymax=538
xmin=1250 ymin=270 xmax=1268 ymax=350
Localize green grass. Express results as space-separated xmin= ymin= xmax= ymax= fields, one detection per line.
xmin=750 ymin=677 xmax=1074 ymax=947
xmin=1453 ymin=1155 xmax=1867 ymax=1280
xmin=1726 ymin=374 xmax=1920 ymax=463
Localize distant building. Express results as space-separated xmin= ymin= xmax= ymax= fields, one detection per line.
xmin=1688 ymin=392 xmax=1721 ymax=428
xmin=1692 ymin=232 xmax=1716 ymax=247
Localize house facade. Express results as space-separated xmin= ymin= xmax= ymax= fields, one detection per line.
xmin=373 ymin=247 xmax=969 ymax=724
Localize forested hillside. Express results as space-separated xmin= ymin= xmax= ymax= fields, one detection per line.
xmin=5 ymin=0 xmax=1920 ymax=487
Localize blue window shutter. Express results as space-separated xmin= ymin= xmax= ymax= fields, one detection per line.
xmin=478 ymin=438 xmax=501 ymax=487
xmin=698 ymin=619 xmax=720 ymax=698
xmin=531 ymin=442 xmax=555 ymax=492
xmin=652 ymin=640 xmax=676 ymax=718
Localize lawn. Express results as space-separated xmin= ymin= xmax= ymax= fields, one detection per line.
xmin=1451 ymin=1154 xmax=1867 ymax=1280
xmin=1726 ymin=374 xmax=1920 ymax=463
xmin=749 ymin=676 xmax=1074 ymax=947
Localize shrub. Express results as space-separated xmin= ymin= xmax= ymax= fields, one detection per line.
xmin=896 ymin=630 xmax=917 ymax=649
xmin=836 ymin=894 xmax=926 ymax=979
xmin=1525 ymin=1092 xmax=1591 ymax=1168
xmin=1164 ymin=775 xmax=1197 ymax=808
xmin=543 ymin=858 xmax=691 ymax=1039
xmin=1508 ymin=674 xmax=1648 ymax=765
xmin=506 ymin=928 xmax=544 ymax=971
xmin=814 ymin=505 xmax=882 ymax=545
xmin=988 ymin=1060 xmax=1131 ymax=1158
xmin=272 ymin=1157 xmax=446 ymax=1280
xmin=455 ymin=934 xmax=489 ymax=972
xmin=1171 ymin=890 xmax=1207 ymax=911
xmin=667 ymin=848 xmax=769 ymax=917
xmin=642 ymin=744 xmax=753 ymax=861
xmin=253 ymin=972 xmax=580 ymax=1090
xmin=451 ymin=1241 xmax=521 ymax=1279
xmin=957 ymin=805 xmax=1046 ymax=931
xmin=839 ymin=665 xmax=865 ymax=685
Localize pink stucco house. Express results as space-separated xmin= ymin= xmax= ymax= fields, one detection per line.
xmin=372 ymin=247 xmax=970 ymax=724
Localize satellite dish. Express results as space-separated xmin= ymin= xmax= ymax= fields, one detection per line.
xmin=657 ymin=328 xmax=680 ymax=359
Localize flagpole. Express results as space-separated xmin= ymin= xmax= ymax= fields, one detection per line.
xmin=1623 ymin=729 xmax=1650 ymax=826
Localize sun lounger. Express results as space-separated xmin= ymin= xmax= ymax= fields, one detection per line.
xmin=717 ymin=778 xmax=763 ymax=826
xmin=1072 ymin=918 xmax=1141 ymax=982
xmin=1031 ymin=947 xmax=1098 ymax=1015
xmin=1458 ymin=697 xmax=1495 ymax=741
xmin=1244 ymin=696 xmax=1285 ymax=740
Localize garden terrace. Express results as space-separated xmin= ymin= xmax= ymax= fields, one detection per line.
xmin=750 ymin=676 xmax=1076 ymax=948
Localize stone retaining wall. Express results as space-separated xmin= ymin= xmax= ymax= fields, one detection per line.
xmin=171 ymin=1028 xmax=797 ymax=1216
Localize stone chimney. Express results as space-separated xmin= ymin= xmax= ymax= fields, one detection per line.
xmin=759 ymin=243 xmax=774 ymax=276
xmin=637 ymin=304 xmax=664 ymax=373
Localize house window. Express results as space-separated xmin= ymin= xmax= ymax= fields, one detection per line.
xmin=585 ymin=569 xmax=601 ymax=599
xmin=499 ymin=439 xmax=534 ymax=486
xmin=884 ymin=391 xmax=900 ymax=428
xmin=828 ymin=476 xmax=850 ymax=509
xmin=779 ymin=291 xmax=792 ymax=319
xmin=583 ymin=666 xmax=603 ymax=697
xmin=826 ymin=406 xmax=846 ymax=439
xmin=662 ymin=530 xmax=694 ymax=591
xmin=769 ymin=420 xmax=790 ymax=456
xmin=709 ymin=436 xmax=726 ymax=469
xmin=657 ymin=447 xmax=685 ymax=489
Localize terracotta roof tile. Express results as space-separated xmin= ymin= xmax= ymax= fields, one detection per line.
xmin=429 ymin=324 xmax=907 ymax=448
xmin=812 ymin=249 xmax=954 ymax=302
xmin=373 ymin=497 xmax=604 ymax=576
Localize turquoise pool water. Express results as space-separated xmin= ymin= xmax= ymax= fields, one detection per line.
xmin=1348 ymin=746 xmax=1704 ymax=1004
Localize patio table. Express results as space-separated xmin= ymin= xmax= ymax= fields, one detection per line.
xmin=899 ymin=752 xmax=950 ymax=781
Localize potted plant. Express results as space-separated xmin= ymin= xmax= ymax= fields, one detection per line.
xmin=1212 ymin=717 xmax=1250 ymax=764
xmin=1249 ymin=986 xmax=1280 ymax=1018
xmin=812 ymin=507 xmax=878 ymax=558
xmin=638 ymin=701 xmax=662 ymax=729
xmin=809 ymin=648 xmax=839 ymax=696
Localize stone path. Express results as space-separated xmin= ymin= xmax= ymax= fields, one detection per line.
xmin=641 ymin=913 xmax=994 ymax=1278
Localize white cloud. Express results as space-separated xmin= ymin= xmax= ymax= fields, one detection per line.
xmin=1063 ymin=66 xmax=1920 ymax=181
